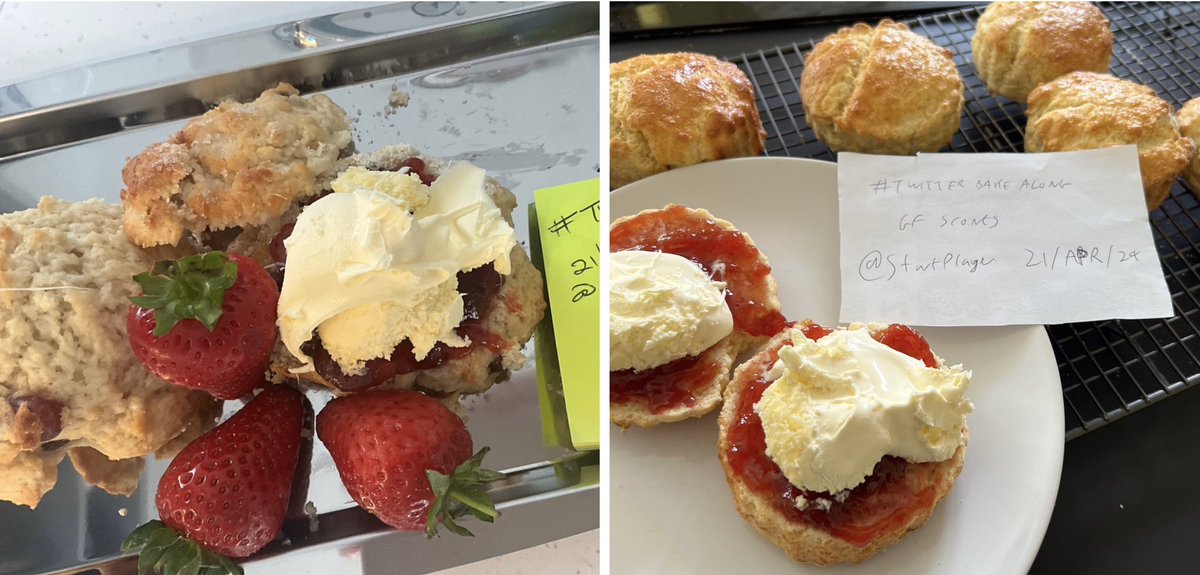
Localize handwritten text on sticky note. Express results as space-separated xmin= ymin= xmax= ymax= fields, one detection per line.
xmin=838 ymin=147 xmax=1172 ymax=326
xmin=534 ymin=179 xmax=600 ymax=450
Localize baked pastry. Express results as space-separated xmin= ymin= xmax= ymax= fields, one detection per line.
xmin=267 ymin=145 xmax=546 ymax=399
xmin=609 ymin=205 xmax=786 ymax=428
xmin=1176 ymin=97 xmax=1200 ymax=195
xmin=1026 ymin=72 xmax=1195 ymax=211
xmin=0 ymin=198 xmax=221 ymax=508
xmin=610 ymin=53 xmax=765 ymax=189
xmin=800 ymin=20 xmax=963 ymax=155
xmin=718 ymin=322 xmax=971 ymax=565
xmin=121 ymin=83 xmax=353 ymax=255
xmin=972 ymin=1 xmax=1113 ymax=103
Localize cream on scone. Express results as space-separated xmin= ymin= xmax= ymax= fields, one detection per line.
xmin=609 ymin=205 xmax=785 ymax=428
xmin=718 ymin=322 xmax=971 ymax=565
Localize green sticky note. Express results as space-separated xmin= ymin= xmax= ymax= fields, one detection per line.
xmin=530 ymin=180 xmax=600 ymax=452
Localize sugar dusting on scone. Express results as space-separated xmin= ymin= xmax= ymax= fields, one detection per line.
xmin=0 ymin=198 xmax=221 ymax=508
xmin=120 ymin=83 xmax=353 ymax=250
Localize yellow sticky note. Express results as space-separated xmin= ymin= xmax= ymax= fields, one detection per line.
xmin=530 ymin=180 xmax=600 ymax=452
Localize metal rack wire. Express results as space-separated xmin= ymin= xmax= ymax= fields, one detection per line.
xmin=729 ymin=2 xmax=1200 ymax=439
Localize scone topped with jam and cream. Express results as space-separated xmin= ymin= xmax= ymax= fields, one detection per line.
xmin=268 ymin=145 xmax=546 ymax=398
xmin=609 ymin=205 xmax=786 ymax=428
xmin=718 ymin=321 xmax=971 ymax=565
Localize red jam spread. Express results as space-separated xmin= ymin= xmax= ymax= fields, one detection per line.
xmin=610 ymin=346 xmax=725 ymax=413
xmin=272 ymin=158 xmax=507 ymax=390
xmin=609 ymin=205 xmax=788 ymax=338
xmin=725 ymin=323 xmax=942 ymax=547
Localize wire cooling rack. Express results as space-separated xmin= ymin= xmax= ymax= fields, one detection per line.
xmin=728 ymin=2 xmax=1200 ymax=439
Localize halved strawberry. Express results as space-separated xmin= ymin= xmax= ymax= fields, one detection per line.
xmin=127 ymin=251 xmax=279 ymax=400
xmin=316 ymin=391 xmax=504 ymax=536
xmin=122 ymin=385 xmax=310 ymax=574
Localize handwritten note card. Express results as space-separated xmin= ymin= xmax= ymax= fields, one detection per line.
xmin=532 ymin=179 xmax=600 ymax=451
xmin=838 ymin=147 xmax=1172 ymax=326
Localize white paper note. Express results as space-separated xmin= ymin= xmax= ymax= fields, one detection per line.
xmin=838 ymin=147 xmax=1172 ymax=326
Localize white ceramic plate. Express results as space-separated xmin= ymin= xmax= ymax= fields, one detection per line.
xmin=610 ymin=158 xmax=1064 ymax=575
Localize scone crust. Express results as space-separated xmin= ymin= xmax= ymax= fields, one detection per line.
xmin=801 ymin=20 xmax=964 ymax=155
xmin=121 ymin=83 xmax=353 ymax=248
xmin=268 ymin=145 xmax=545 ymax=397
xmin=610 ymin=53 xmax=766 ymax=189
xmin=0 ymin=198 xmax=220 ymax=508
xmin=972 ymin=1 xmax=1112 ymax=103
xmin=1026 ymin=71 xmax=1196 ymax=211
xmin=1176 ymin=98 xmax=1200 ymax=195
xmin=717 ymin=324 xmax=968 ymax=565
xmin=609 ymin=205 xmax=782 ymax=428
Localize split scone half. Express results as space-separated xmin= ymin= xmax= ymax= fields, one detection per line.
xmin=717 ymin=321 xmax=971 ymax=565
xmin=267 ymin=145 xmax=546 ymax=398
xmin=609 ymin=205 xmax=786 ymax=428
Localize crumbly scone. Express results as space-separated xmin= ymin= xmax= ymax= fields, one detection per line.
xmin=610 ymin=53 xmax=765 ymax=189
xmin=267 ymin=145 xmax=546 ymax=398
xmin=1026 ymin=71 xmax=1195 ymax=211
xmin=0 ymin=198 xmax=221 ymax=508
xmin=801 ymin=20 xmax=964 ymax=155
xmin=1176 ymin=98 xmax=1200 ymax=196
xmin=972 ymin=1 xmax=1112 ymax=103
xmin=120 ymin=83 xmax=353 ymax=250
xmin=609 ymin=205 xmax=784 ymax=428
xmin=717 ymin=324 xmax=967 ymax=565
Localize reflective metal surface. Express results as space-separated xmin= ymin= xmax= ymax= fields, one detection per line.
xmin=0 ymin=3 xmax=599 ymax=574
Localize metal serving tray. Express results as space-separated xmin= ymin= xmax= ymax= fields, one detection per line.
xmin=0 ymin=3 xmax=600 ymax=574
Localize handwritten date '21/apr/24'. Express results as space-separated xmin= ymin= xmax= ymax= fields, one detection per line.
xmin=858 ymin=245 xmax=1142 ymax=282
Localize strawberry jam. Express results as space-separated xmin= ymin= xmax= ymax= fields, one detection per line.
xmin=725 ymin=323 xmax=942 ymax=548
xmin=610 ymin=345 xmax=725 ymax=413
xmin=610 ymin=205 xmax=788 ymax=338
xmin=310 ymin=264 xmax=507 ymax=391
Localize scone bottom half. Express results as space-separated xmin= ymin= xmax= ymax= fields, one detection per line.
xmin=717 ymin=321 xmax=969 ymax=565
xmin=609 ymin=204 xmax=787 ymax=428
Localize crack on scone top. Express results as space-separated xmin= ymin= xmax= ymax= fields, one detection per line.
xmin=838 ymin=27 xmax=877 ymax=124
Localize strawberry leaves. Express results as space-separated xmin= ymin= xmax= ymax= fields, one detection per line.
xmin=424 ymin=447 xmax=505 ymax=538
xmin=131 ymin=252 xmax=238 ymax=336
xmin=121 ymin=520 xmax=243 ymax=575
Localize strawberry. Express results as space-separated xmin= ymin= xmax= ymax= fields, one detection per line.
xmin=122 ymin=385 xmax=310 ymax=575
xmin=317 ymin=391 xmax=503 ymax=536
xmin=128 ymin=251 xmax=279 ymax=400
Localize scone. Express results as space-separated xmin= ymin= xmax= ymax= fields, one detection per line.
xmin=801 ymin=20 xmax=963 ymax=155
xmin=121 ymin=82 xmax=353 ymax=257
xmin=1176 ymin=98 xmax=1200 ymax=195
xmin=267 ymin=145 xmax=546 ymax=399
xmin=0 ymin=198 xmax=221 ymax=508
xmin=1026 ymin=71 xmax=1195 ymax=211
xmin=610 ymin=53 xmax=765 ymax=189
xmin=972 ymin=1 xmax=1113 ymax=103
xmin=609 ymin=205 xmax=786 ymax=428
xmin=718 ymin=322 xmax=971 ymax=565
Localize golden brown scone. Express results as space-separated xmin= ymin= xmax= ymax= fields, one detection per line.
xmin=717 ymin=324 xmax=967 ymax=565
xmin=1026 ymin=72 xmax=1195 ymax=211
xmin=121 ymin=83 xmax=353 ymax=249
xmin=801 ymin=20 xmax=963 ymax=155
xmin=0 ymin=198 xmax=221 ymax=508
xmin=610 ymin=53 xmax=765 ymax=189
xmin=609 ymin=205 xmax=783 ymax=428
xmin=1176 ymin=98 xmax=1200 ymax=195
xmin=972 ymin=1 xmax=1112 ymax=103
xmin=268 ymin=145 xmax=546 ymax=398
